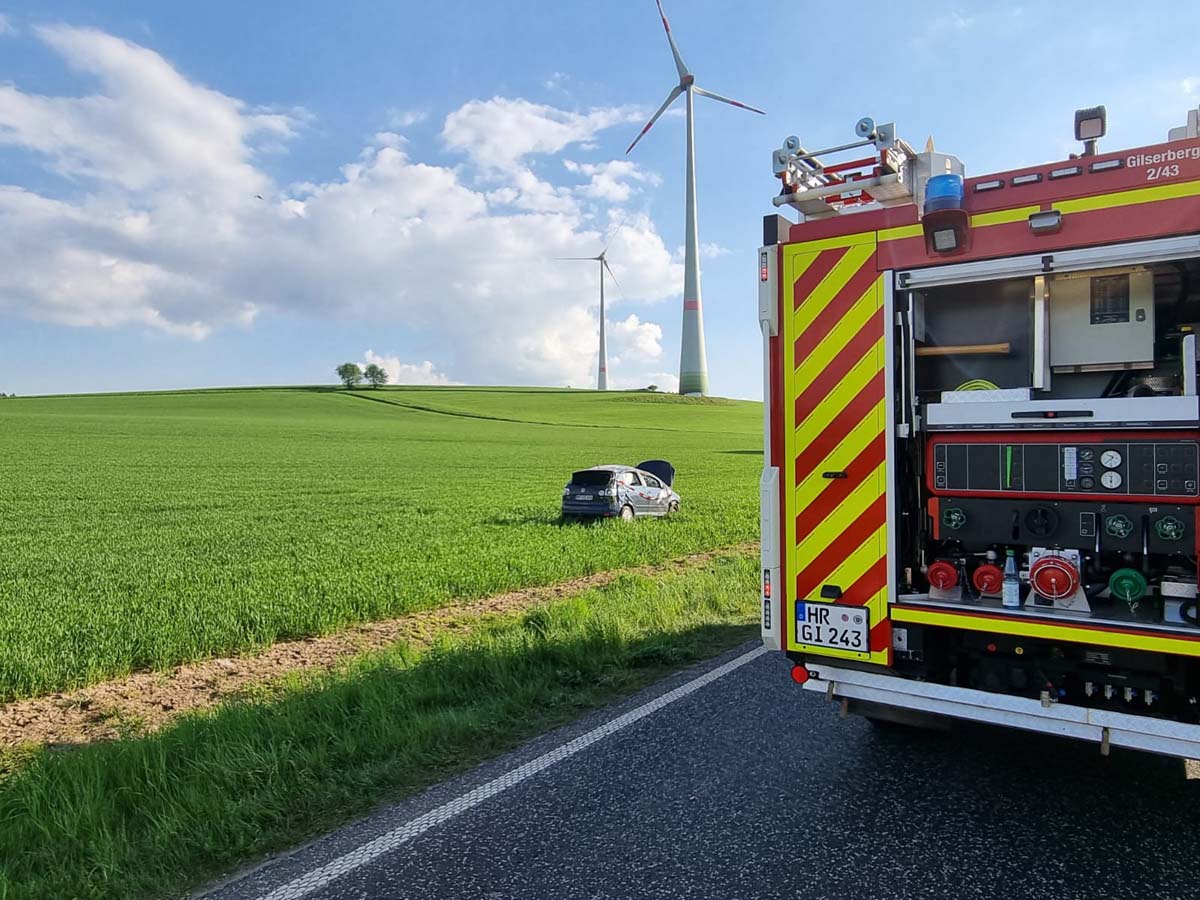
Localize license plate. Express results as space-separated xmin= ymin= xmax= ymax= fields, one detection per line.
xmin=576 ymin=494 xmax=593 ymax=501
xmin=795 ymin=602 xmax=869 ymax=652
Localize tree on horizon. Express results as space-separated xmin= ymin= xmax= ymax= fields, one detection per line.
xmin=364 ymin=363 xmax=388 ymax=389
xmin=336 ymin=362 xmax=364 ymax=389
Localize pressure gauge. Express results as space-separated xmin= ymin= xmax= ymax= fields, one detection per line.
xmin=1101 ymin=449 xmax=1123 ymax=469
xmin=1101 ymin=470 xmax=1123 ymax=490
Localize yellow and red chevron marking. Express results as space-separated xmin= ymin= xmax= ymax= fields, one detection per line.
xmin=784 ymin=234 xmax=890 ymax=664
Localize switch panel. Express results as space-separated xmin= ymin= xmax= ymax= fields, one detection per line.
xmin=929 ymin=439 xmax=1200 ymax=501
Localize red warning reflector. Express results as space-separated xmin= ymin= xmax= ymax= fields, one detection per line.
xmin=763 ymin=569 xmax=772 ymax=598
xmin=790 ymin=665 xmax=810 ymax=685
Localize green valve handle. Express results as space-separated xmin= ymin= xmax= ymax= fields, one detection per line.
xmin=1109 ymin=568 xmax=1147 ymax=603
xmin=1155 ymin=516 xmax=1186 ymax=542
xmin=1105 ymin=514 xmax=1134 ymax=539
xmin=942 ymin=507 xmax=967 ymax=531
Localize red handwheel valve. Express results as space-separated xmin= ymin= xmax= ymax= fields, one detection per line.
xmin=1030 ymin=555 xmax=1081 ymax=601
xmin=972 ymin=563 xmax=1004 ymax=596
xmin=927 ymin=560 xmax=959 ymax=591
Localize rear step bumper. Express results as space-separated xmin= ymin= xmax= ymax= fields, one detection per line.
xmin=802 ymin=662 xmax=1200 ymax=759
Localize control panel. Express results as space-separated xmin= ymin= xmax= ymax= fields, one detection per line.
xmin=932 ymin=497 xmax=1193 ymax=555
xmin=929 ymin=438 xmax=1200 ymax=500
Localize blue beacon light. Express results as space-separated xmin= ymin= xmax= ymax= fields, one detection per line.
xmin=922 ymin=173 xmax=969 ymax=254
xmin=924 ymin=174 xmax=965 ymax=214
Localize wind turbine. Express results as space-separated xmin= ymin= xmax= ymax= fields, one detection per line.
xmin=557 ymin=247 xmax=621 ymax=390
xmin=626 ymin=0 xmax=764 ymax=396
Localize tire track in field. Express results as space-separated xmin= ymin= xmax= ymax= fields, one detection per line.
xmin=339 ymin=392 xmax=757 ymax=436
xmin=0 ymin=544 xmax=757 ymax=751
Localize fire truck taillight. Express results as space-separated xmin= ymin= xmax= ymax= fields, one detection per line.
xmin=760 ymin=250 xmax=770 ymax=282
xmin=922 ymin=173 xmax=969 ymax=255
xmin=763 ymin=569 xmax=772 ymax=598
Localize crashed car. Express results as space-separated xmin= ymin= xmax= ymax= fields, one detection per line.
xmin=561 ymin=460 xmax=680 ymax=521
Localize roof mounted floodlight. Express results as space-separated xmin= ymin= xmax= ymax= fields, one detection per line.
xmin=1074 ymin=105 xmax=1107 ymax=156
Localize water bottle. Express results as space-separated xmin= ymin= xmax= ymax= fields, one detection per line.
xmin=1002 ymin=549 xmax=1021 ymax=609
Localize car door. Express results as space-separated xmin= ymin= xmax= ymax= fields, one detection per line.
xmin=642 ymin=474 xmax=667 ymax=515
xmin=625 ymin=471 xmax=649 ymax=514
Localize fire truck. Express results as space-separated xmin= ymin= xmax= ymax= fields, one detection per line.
xmin=758 ymin=105 xmax=1200 ymax=757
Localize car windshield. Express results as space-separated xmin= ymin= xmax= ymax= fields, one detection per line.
xmin=571 ymin=470 xmax=613 ymax=486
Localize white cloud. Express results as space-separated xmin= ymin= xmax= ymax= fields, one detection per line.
xmin=387 ymin=108 xmax=427 ymax=129
xmin=370 ymin=131 xmax=408 ymax=150
xmin=563 ymin=159 xmax=660 ymax=203
xmin=1184 ymin=77 xmax=1200 ymax=99
xmin=0 ymin=26 xmax=298 ymax=194
xmin=610 ymin=313 xmax=662 ymax=360
xmin=363 ymin=350 xmax=457 ymax=386
xmin=700 ymin=242 xmax=729 ymax=259
xmin=597 ymin=214 xmax=681 ymax=305
xmin=442 ymin=97 xmax=641 ymax=171
xmin=0 ymin=14 xmax=13 ymax=35
xmin=0 ymin=27 xmax=682 ymax=390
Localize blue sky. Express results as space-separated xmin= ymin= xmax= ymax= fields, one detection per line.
xmin=0 ymin=0 xmax=1197 ymax=398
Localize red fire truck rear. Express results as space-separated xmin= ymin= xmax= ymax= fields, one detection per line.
xmin=758 ymin=105 xmax=1200 ymax=757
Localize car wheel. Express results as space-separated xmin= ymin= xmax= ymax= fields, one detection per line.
xmin=620 ymin=505 xmax=635 ymax=522
xmin=667 ymin=500 xmax=679 ymax=515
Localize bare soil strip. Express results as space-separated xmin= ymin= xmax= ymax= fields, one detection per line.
xmin=0 ymin=544 xmax=756 ymax=749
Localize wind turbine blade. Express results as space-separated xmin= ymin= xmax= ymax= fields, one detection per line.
xmin=693 ymin=85 xmax=765 ymax=115
xmin=625 ymin=84 xmax=684 ymax=155
xmin=655 ymin=0 xmax=689 ymax=79
xmin=602 ymin=209 xmax=632 ymax=256
xmin=602 ymin=257 xmax=622 ymax=294
xmin=555 ymin=256 xmax=602 ymax=260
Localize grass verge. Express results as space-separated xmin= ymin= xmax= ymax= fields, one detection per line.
xmin=0 ymin=552 xmax=758 ymax=900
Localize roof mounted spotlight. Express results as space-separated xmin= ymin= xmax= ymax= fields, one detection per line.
xmin=1074 ymin=105 xmax=1107 ymax=156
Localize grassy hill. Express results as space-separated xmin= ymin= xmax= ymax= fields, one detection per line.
xmin=0 ymin=387 xmax=761 ymax=700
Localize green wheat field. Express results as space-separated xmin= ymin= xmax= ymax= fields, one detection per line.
xmin=0 ymin=386 xmax=761 ymax=701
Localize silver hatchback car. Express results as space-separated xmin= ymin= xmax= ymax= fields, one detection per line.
xmin=561 ymin=460 xmax=680 ymax=521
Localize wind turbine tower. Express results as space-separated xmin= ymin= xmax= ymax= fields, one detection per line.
xmin=558 ymin=247 xmax=620 ymax=390
xmin=626 ymin=0 xmax=764 ymax=396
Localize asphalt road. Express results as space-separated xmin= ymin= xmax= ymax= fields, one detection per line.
xmin=204 ymin=643 xmax=1200 ymax=900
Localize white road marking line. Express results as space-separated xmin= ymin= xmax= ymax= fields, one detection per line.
xmin=255 ymin=645 xmax=767 ymax=900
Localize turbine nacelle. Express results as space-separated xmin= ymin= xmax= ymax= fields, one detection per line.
xmin=625 ymin=0 xmax=764 ymax=157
